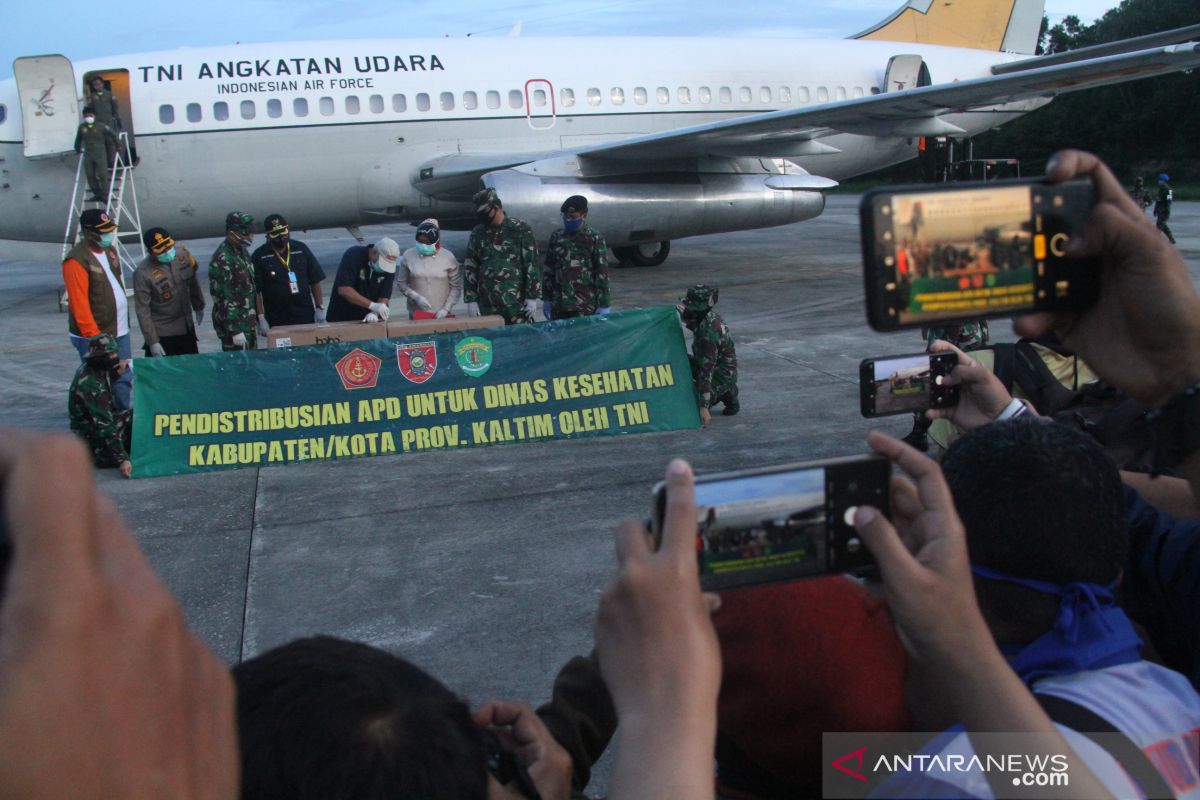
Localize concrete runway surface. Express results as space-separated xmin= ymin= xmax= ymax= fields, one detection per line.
xmin=0 ymin=196 xmax=1195 ymax=793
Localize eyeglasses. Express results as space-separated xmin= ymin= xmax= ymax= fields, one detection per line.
xmin=479 ymin=728 xmax=542 ymax=800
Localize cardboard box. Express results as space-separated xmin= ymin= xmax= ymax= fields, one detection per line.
xmin=266 ymin=321 xmax=389 ymax=348
xmin=386 ymin=315 xmax=505 ymax=339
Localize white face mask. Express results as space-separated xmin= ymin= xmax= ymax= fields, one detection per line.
xmin=83 ymin=116 xmax=96 ymax=125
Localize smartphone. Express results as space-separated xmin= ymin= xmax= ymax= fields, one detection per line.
xmin=861 ymin=178 xmax=1099 ymax=331
xmin=652 ymin=455 xmax=890 ymax=591
xmin=860 ymin=351 xmax=959 ymax=418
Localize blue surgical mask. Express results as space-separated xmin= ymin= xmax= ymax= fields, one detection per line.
xmin=98 ymin=232 xmax=115 ymax=247
xmin=563 ymin=217 xmax=583 ymax=233
xmin=416 ymin=243 xmax=437 ymax=256
xmin=156 ymin=247 xmax=176 ymax=264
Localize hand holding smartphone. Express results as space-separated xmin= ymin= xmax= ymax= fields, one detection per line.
xmin=652 ymin=455 xmax=889 ymax=591
xmin=860 ymin=351 xmax=959 ymax=418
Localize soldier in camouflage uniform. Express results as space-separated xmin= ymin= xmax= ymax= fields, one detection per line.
xmin=1129 ymin=176 xmax=1153 ymax=213
xmin=678 ymin=285 xmax=739 ymax=427
xmin=464 ymin=187 xmax=541 ymax=324
xmin=543 ymin=195 xmax=610 ymax=320
xmin=209 ymin=211 xmax=259 ymax=350
xmin=68 ymin=333 xmax=133 ymax=478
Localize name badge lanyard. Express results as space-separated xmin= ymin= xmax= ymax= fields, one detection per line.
xmin=280 ymin=244 xmax=298 ymax=295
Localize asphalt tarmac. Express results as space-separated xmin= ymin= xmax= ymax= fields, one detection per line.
xmin=1 ymin=197 xmax=1196 ymax=793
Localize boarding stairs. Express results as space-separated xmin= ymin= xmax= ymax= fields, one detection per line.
xmin=58 ymin=131 xmax=144 ymax=311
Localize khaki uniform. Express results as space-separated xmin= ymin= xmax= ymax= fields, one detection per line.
xmin=133 ymin=245 xmax=204 ymax=348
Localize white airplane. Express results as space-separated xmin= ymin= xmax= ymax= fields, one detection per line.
xmin=1 ymin=0 xmax=1198 ymax=266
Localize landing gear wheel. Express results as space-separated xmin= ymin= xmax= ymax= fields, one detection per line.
xmin=612 ymin=246 xmax=635 ymax=268
xmin=630 ymin=241 xmax=670 ymax=267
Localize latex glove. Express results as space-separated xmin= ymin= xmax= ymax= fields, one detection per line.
xmin=466 ymin=302 xmax=480 ymax=317
xmin=595 ymin=307 xmax=610 ymax=315
xmin=364 ymin=312 xmax=380 ymax=323
xmin=434 ymin=308 xmax=449 ymax=320
xmin=148 ymin=343 xmax=166 ymax=357
xmin=543 ymin=301 xmax=553 ymax=321
xmin=368 ymin=302 xmax=390 ymax=321
xmin=314 ymin=305 xmax=326 ymax=324
xmin=231 ymin=332 xmax=247 ymax=349
xmin=194 ymin=308 xmax=204 ymax=326
xmin=524 ymin=298 xmax=540 ymax=321
xmin=408 ymin=291 xmax=433 ymax=311
xmin=257 ymin=316 xmax=270 ymax=339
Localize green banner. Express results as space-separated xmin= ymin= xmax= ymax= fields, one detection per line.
xmin=131 ymin=307 xmax=699 ymax=477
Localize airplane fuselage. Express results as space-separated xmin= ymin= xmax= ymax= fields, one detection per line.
xmin=0 ymin=37 xmax=1036 ymax=244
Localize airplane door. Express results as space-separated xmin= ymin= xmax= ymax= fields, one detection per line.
xmin=882 ymin=54 xmax=931 ymax=92
xmin=13 ymin=55 xmax=80 ymax=157
xmin=524 ymin=79 xmax=556 ymax=130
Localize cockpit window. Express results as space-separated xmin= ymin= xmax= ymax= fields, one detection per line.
xmin=0 ymin=104 xmax=6 ymax=125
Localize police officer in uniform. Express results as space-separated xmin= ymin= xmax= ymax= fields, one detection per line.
xmin=209 ymin=211 xmax=259 ymax=351
xmin=69 ymin=333 xmax=133 ymax=478
xmin=133 ymin=226 xmax=205 ymax=356
xmin=252 ymin=214 xmax=326 ymax=338
xmin=326 ymin=237 xmax=399 ymax=323
xmin=543 ymin=195 xmax=610 ymax=320
xmin=463 ymin=188 xmax=541 ymax=324
xmin=678 ymin=285 xmax=739 ymax=427
xmin=1155 ymin=172 xmax=1176 ymax=244
xmin=73 ymin=105 xmax=118 ymax=201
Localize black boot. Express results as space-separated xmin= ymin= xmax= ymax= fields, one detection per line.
xmin=719 ymin=386 xmax=740 ymax=416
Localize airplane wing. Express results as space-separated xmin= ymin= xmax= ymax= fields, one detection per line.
xmin=575 ymin=42 xmax=1200 ymax=162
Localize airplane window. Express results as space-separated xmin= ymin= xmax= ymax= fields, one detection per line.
xmin=816 ymin=86 xmax=829 ymax=102
xmin=392 ymin=94 xmax=407 ymax=112
xmin=634 ymin=87 xmax=647 ymax=105
xmin=370 ymin=94 xmax=384 ymax=113
xmin=534 ymin=89 xmax=547 ymax=107
xmin=267 ymin=99 xmax=282 ymax=118
xmin=214 ymin=102 xmax=229 ymax=121
xmin=760 ymin=87 xmax=772 ymax=103
xmin=779 ymin=86 xmax=792 ymax=103
xmin=0 ymin=104 xmax=5 ymax=125
xmin=508 ymin=90 xmax=523 ymax=109
xmin=186 ymin=103 xmax=202 ymax=122
xmin=698 ymin=86 xmax=711 ymax=104
xmin=486 ymin=90 xmax=500 ymax=109
xmin=440 ymin=92 xmax=455 ymax=111
xmin=561 ymin=88 xmax=575 ymax=108
xmin=719 ymin=87 xmax=732 ymax=104
xmin=587 ymin=88 xmax=601 ymax=107
xmin=241 ymin=100 xmax=256 ymax=120
xmin=835 ymin=86 xmax=847 ymax=100
xmin=464 ymin=91 xmax=478 ymax=110
xmin=797 ymin=86 xmax=810 ymax=103
xmin=853 ymin=86 xmax=864 ymax=98
xmin=871 ymin=86 xmax=882 ymax=95
xmin=677 ymin=87 xmax=691 ymax=104
xmin=738 ymin=86 xmax=751 ymax=103
xmin=611 ymin=87 xmax=624 ymax=106
xmin=294 ymin=98 xmax=309 ymax=117
xmin=656 ymin=87 xmax=669 ymax=104
xmin=319 ymin=97 xmax=335 ymax=116
xmin=346 ymin=96 xmax=360 ymax=115
xmin=417 ymin=93 xmax=431 ymax=112
xmin=159 ymin=105 xmax=175 ymax=125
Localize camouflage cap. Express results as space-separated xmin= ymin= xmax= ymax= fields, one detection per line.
xmin=86 ymin=332 xmax=119 ymax=359
xmin=224 ymin=211 xmax=254 ymax=233
xmin=680 ymin=284 xmax=719 ymax=314
xmin=143 ymin=226 xmax=175 ymax=255
xmin=472 ymin=187 xmax=501 ymax=212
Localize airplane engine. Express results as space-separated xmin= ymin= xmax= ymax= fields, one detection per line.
xmin=481 ymin=165 xmax=829 ymax=251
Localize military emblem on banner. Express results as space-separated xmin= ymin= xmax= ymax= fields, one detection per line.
xmin=335 ymin=348 xmax=382 ymax=390
xmin=396 ymin=341 xmax=437 ymax=384
xmin=454 ymin=336 xmax=493 ymax=378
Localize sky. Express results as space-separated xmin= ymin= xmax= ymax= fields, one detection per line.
xmin=1 ymin=1 xmax=1121 ymax=80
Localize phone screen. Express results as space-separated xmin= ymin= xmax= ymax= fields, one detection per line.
xmin=862 ymin=179 xmax=1097 ymax=330
xmin=861 ymin=351 xmax=958 ymax=417
xmin=655 ymin=456 xmax=888 ymax=591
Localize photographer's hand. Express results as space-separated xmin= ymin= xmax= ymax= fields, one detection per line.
xmin=474 ymin=700 xmax=572 ymax=800
xmin=0 ymin=431 xmax=239 ymax=799
xmin=926 ymin=340 xmax=1019 ymax=431
xmin=596 ymin=459 xmax=720 ymax=800
xmin=1015 ymin=149 xmax=1200 ymax=406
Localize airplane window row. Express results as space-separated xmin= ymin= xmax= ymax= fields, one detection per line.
xmin=156 ymin=82 xmax=882 ymax=125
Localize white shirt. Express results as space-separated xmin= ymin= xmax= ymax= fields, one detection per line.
xmin=95 ymin=249 xmax=129 ymax=337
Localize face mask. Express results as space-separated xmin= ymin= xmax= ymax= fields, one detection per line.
xmin=98 ymin=232 xmax=115 ymax=248
xmin=563 ymin=217 xmax=583 ymax=233
xmin=416 ymin=243 xmax=437 ymax=256
xmin=83 ymin=116 xmax=95 ymax=126
xmin=156 ymin=247 xmax=176 ymax=264
xmin=369 ymin=259 xmax=381 ymax=273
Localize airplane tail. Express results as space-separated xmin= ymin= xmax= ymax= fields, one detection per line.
xmin=852 ymin=0 xmax=1045 ymax=54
